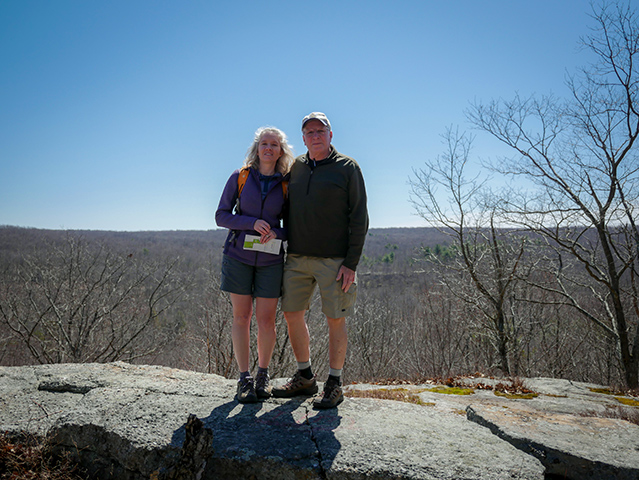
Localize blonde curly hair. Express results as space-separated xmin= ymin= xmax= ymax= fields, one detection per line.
xmin=244 ymin=126 xmax=294 ymax=175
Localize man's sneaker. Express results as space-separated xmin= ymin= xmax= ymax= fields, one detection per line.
xmin=255 ymin=370 xmax=271 ymax=400
xmin=272 ymin=371 xmax=318 ymax=398
xmin=236 ymin=376 xmax=258 ymax=403
xmin=313 ymin=377 xmax=344 ymax=409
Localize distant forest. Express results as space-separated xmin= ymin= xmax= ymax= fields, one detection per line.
xmin=0 ymin=225 xmax=629 ymax=390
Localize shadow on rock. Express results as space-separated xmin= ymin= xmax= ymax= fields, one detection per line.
xmin=161 ymin=414 xmax=213 ymax=479
xmin=169 ymin=397 xmax=342 ymax=478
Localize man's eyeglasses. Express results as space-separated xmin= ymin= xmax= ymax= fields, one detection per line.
xmin=303 ymin=129 xmax=329 ymax=137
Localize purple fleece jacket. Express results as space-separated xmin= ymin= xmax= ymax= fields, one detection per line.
xmin=215 ymin=167 xmax=288 ymax=266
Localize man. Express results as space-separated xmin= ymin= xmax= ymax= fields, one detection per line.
xmin=272 ymin=112 xmax=368 ymax=409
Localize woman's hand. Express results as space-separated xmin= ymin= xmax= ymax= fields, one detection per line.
xmin=260 ymin=230 xmax=276 ymax=244
xmin=254 ymin=219 xmax=274 ymax=243
xmin=253 ymin=219 xmax=271 ymax=235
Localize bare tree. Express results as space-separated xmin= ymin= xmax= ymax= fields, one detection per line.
xmin=0 ymin=233 xmax=184 ymax=364
xmin=183 ymin=260 xmax=236 ymax=375
xmin=347 ymin=292 xmax=403 ymax=382
xmin=406 ymin=283 xmax=475 ymax=379
xmin=469 ymin=2 xmax=639 ymax=388
xmin=409 ymin=127 xmax=530 ymax=375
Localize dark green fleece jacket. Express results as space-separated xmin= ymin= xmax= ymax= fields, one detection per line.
xmin=286 ymin=146 xmax=369 ymax=271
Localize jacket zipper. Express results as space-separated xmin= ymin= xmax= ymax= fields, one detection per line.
xmin=254 ymin=173 xmax=282 ymax=266
xmin=306 ymin=160 xmax=316 ymax=195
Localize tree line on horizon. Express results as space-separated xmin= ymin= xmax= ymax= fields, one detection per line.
xmin=0 ymin=223 xmax=631 ymax=391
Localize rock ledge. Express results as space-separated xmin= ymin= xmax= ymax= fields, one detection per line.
xmin=1 ymin=362 xmax=637 ymax=479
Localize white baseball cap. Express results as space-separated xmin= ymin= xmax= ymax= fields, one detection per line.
xmin=302 ymin=112 xmax=331 ymax=130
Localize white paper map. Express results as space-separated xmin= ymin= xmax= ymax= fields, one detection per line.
xmin=243 ymin=235 xmax=281 ymax=255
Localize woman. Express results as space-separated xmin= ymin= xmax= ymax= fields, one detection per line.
xmin=215 ymin=126 xmax=294 ymax=403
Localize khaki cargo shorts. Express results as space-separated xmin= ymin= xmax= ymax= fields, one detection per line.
xmin=281 ymin=254 xmax=357 ymax=318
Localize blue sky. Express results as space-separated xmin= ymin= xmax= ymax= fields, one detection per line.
xmin=1 ymin=1 xmax=596 ymax=231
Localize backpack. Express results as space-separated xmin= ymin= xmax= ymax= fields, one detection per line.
xmin=234 ymin=166 xmax=288 ymax=214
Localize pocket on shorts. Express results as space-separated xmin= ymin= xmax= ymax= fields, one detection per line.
xmin=339 ymin=279 xmax=357 ymax=315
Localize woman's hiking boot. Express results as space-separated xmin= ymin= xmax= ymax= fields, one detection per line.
xmin=236 ymin=376 xmax=258 ymax=403
xmin=255 ymin=370 xmax=272 ymax=400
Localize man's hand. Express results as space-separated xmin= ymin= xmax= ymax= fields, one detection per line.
xmin=336 ymin=265 xmax=356 ymax=293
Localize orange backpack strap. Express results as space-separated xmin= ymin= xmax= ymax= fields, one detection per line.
xmin=237 ymin=167 xmax=250 ymax=196
xmin=234 ymin=167 xmax=251 ymax=214
xmin=281 ymin=179 xmax=288 ymax=199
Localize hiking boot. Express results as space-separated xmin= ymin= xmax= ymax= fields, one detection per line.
xmin=313 ymin=377 xmax=344 ymax=409
xmin=255 ymin=370 xmax=271 ymax=400
xmin=236 ymin=376 xmax=258 ymax=403
xmin=272 ymin=370 xmax=318 ymax=398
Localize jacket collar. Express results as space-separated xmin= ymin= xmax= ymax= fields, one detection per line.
xmin=248 ymin=165 xmax=283 ymax=180
xmin=304 ymin=146 xmax=337 ymax=166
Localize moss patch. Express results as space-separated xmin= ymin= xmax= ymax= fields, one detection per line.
xmin=615 ymin=396 xmax=639 ymax=407
xmin=590 ymin=387 xmax=614 ymax=395
xmin=494 ymin=390 xmax=539 ymax=400
xmin=345 ymin=387 xmax=435 ymax=406
xmin=426 ymin=386 xmax=475 ymax=395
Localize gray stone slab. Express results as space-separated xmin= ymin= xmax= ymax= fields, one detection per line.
xmin=308 ymin=397 xmax=543 ymax=479
xmin=3 ymin=362 xmax=635 ymax=479
xmin=467 ymin=403 xmax=639 ymax=480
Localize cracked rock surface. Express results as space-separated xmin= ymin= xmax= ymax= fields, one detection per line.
xmin=0 ymin=362 xmax=636 ymax=479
